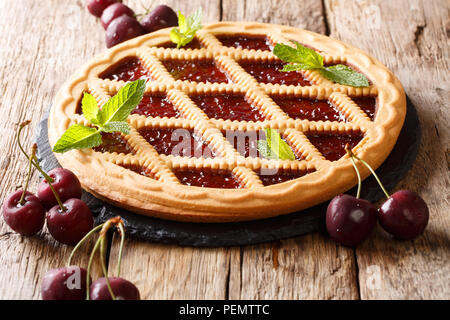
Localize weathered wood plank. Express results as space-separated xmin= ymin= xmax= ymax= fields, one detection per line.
xmin=222 ymin=0 xmax=327 ymax=34
xmin=222 ymin=0 xmax=359 ymax=300
xmin=108 ymin=238 xmax=233 ymax=299
xmin=324 ymin=0 xmax=450 ymax=299
xmin=229 ymin=235 xmax=359 ymax=299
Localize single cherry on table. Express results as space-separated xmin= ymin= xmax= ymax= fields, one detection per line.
xmin=41 ymin=266 xmax=90 ymax=300
xmin=46 ymin=198 xmax=94 ymax=246
xmin=378 ymin=190 xmax=429 ymax=240
xmin=106 ymin=15 xmax=145 ymax=48
xmin=326 ymin=194 xmax=377 ymax=247
xmin=90 ymin=277 xmax=141 ymax=300
xmin=100 ymin=2 xmax=134 ymax=29
xmin=2 ymin=190 xmax=45 ymax=236
xmin=37 ymin=167 xmax=82 ymax=210
xmin=86 ymin=0 xmax=120 ymax=17
xmin=141 ymin=4 xmax=178 ymax=33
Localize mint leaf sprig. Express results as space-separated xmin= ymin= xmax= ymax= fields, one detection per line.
xmin=53 ymin=79 xmax=146 ymax=153
xmin=257 ymin=128 xmax=296 ymax=161
xmin=273 ymin=42 xmax=369 ymax=87
xmin=170 ymin=8 xmax=203 ymax=49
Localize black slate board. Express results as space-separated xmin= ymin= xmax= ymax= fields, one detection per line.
xmin=35 ymin=97 xmax=420 ymax=247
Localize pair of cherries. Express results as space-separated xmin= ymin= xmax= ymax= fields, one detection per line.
xmin=326 ymin=146 xmax=429 ymax=247
xmin=2 ymin=122 xmax=93 ymax=245
xmin=86 ymin=0 xmax=179 ymax=48
xmin=41 ymin=217 xmax=140 ymax=300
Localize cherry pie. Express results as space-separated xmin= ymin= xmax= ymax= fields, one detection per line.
xmin=48 ymin=22 xmax=406 ymax=222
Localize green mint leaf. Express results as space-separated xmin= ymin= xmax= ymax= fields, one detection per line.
xmin=97 ymin=79 xmax=146 ymax=126
xmin=187 ymin=8 xmax=202 ymax=31
xmin=170 ymin=8 xmax=203 ymax=48
xmin=294 ymin=42 xmax=323 ymax=69
xmin=257 ymin=128 xmax=296 ymax=161
xmin=170 ymin=28 xmax=183 ymax=48
xmin=101 ymin=121 xmax=130 ymax=135
xmin=273 ymin=42 xmax=323 ymax=71
xmin=53 ymin=124 xmax=101 ymax=153
xmin=320 ymin=64 xmax=369 ymax=87
xmin=81 ymin=93 xmax=99 ymax=124
xmin=257 ymin=140 xmax=277 ymax=160
xmin=280 ymin=63 xmax=316 ymax=72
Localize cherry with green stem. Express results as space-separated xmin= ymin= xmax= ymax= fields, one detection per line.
xmin=345 ymin=146 xmax=429 ymax=240
xmin=325 ymin=145 xmax=377 ymax=247
xmin=62 ymin=217 xmax=123 ymax=300
xmin=68 ymin=216 xmax=139 ymax=300
xmin=17 ymin=121 xmax=92 ymax=245
xmin=2 ymin=143 xmax=45 ymax=236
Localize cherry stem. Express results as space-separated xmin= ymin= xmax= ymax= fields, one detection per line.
xmin=16 ymin=121 xmax=65 ymax=211
xmin=99 ymin=220 xmax=116 ymax=300
xmin=116 ymin=221 xmax=126 ymax=277
xmin=19 ymin=145 xmax=37 ymax=205
xmin=349 ymin=155 xmax=362 ymax=199
xmin=345 ymin=145 xmax=390 ymax=199
xmin=136 ymin=0 xmax=152 ymax=18
xmin=16 ymin=122 xmax=51 ymax=180
xmin=86 ymin=233 xmax=103 ymax=300
xmin=67 ymin=224 xmax=104 ymax=266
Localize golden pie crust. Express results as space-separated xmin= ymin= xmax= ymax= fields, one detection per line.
xmin=48 ymin=22 xmax=406 ymax=222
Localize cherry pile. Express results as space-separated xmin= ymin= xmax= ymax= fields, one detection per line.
xmin=326 ymin=145 xmax=429 ymax=247
xmin=86 ymin=0 xmax=178 ymax=48
xmin=2 ymin=121 xmax=93 ymax=245
xmin=41 ymin=216 xmax=140 ymax=300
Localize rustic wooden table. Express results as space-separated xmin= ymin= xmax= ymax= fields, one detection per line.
xmin=0 ymin=0 xmax=448 ymax=300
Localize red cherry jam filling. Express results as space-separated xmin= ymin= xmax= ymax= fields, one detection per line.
xmin=174 ymin=169 xmax=241 ymax=189
xmin=240 ymin=61 xmax=311 ymax=86
xmin=307 ymin=133 xmax=363 ymax=161
xmin=120 ymin=164 xmax=156 ymax=179
xmin=217 ymin=34 xmax=272 ymax=51
xmin=223 ymin=130 xmax=303 ymax=160
xmin=271 ymin=95 xmax=347 ymax=122
xmin=100 ymin=57 xmax=152 ymax=82
xmin=93 ymin=132 xmax=135 ymax=154
xmin=351 ymin=96 xmax=377 ymax=120
xmin=257 ymin=168 xmax=316 ymax=186
xmin=138 ymin=127 xmax=216 ymax=158
xmin=163 ymin=59 xmax=230 ymax=83
xmin=158 ymin=38 xmax=203 ymax=49
xmin=190 ymin=93 xmax=265 ymax=122
xmin=131 ymin=93 xmax=181 ymax=118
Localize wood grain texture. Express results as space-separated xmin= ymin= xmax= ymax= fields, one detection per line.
xmin=324 ymin=0 xmax=450 ymax=299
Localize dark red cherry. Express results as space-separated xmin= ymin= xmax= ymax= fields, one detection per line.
xmin=105 ymin=15 xmax=145 ymax=48
xmin=141 ymin=4 xmax=178 ymax=33
xmin=37 ymin=168 xmax=82 ymax=210
xmin=101 ymin=3 xmax=134 ymax=29
xmin=90 ymin=277 xmax=140 ymax=300
xmin=326 ymin=194 xmax=377 ymax=247
xmin=86 ymin=0 xmax=120 ymax=18
xmin=46 ymin=198 xmax=94 ymax=245
xmin=41 ymin=266 xmax=90 ymax=300
xmin=2 ymin=190 xmax=45 ymax=236
xmin=378 ymin=190 xmax=429 ymax=240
